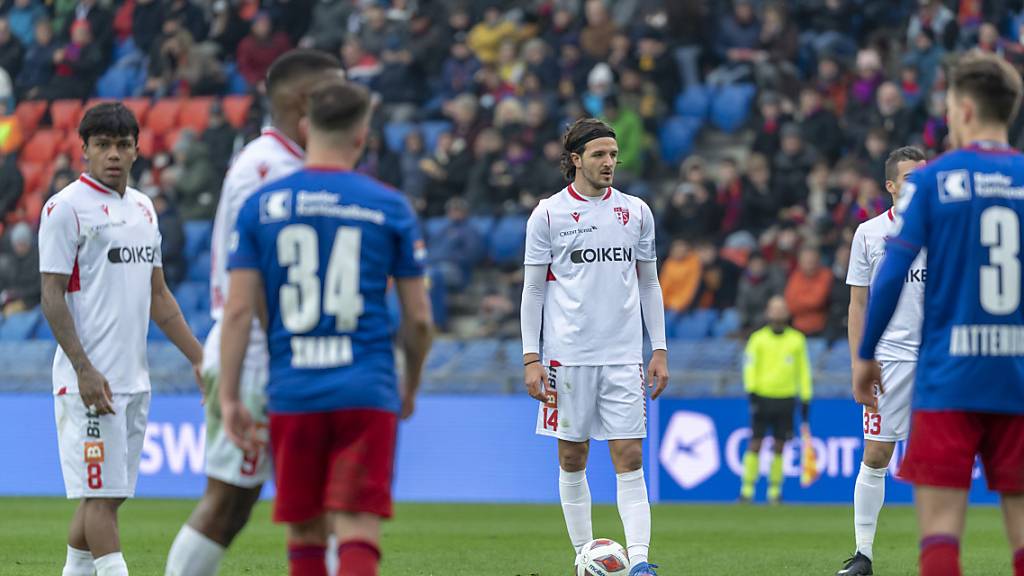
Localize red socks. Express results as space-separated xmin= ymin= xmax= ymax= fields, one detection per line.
xmin=288 ymin=543 xmax=328 ymax=576
xmin=1014 ymin=548 xmax=1024 ymax=576
xmin=920 ymin=535 xmax=961 ymax=576
xmin=337 ymin=540 xmax=380 ymax=576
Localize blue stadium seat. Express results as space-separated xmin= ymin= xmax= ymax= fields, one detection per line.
xmin=34 ymin=317 xmax=54 ymax=340
xmin=174 ymin=281 xmax=209 ymax=315
xmin=710 ymin=83 xmax=757 ymax=133
xmin=806 ymin=337 xmax=828 ymax=366
xmin=658 ymin=116 xmax=702 ymax=166
xmin=467 ymin=216 xmax=495 ymax=240
xmin=425 ymin=339 xmax=462 ymax=371
xmin=184 ymin=220 xmax=213 ymax=256
xmin=428 ymin=268 xmax=448 ymax=330
xmin=711 ymin=309 xmax=740 ymax=338
xmin=424 ymin=216 xmax=447 ymax=243
xmin=674 ymin=85 xmax=711 ymax=119
xmin=148 ymin=320 xmax=169 ymax=341
xmin=0 ymin=309 xmax=41 ymax=341
xmin=188 ymin=313 xmax=214 ymax=342
xmin=488 ymin=216 xmax=528 ymax=265
xmin=383 ymin=122 xmax=417 ymax=154
xmin=188 ymin=251 xmax=212 ymax=283
xmin=420 ymin=120 xmax=452 ymax=151
xmin=673 ymin=310 xmax=716 ymax=340
xmin=699 ymin=339 xmax=740 ymax=370
xmin=822 ymin=344 xmax=851 ymax=371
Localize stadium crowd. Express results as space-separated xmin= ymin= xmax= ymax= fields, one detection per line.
xmin=2 ymin=0 xmax=1024 ymax=339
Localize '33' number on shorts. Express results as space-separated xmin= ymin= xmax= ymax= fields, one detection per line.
xmin=277 ymin=225 xmax=365 ymax=334
xmin=863 ymin=412 xmax=882 ymax=436
xmin=980 ymin=207 xmax=1021 ymax=315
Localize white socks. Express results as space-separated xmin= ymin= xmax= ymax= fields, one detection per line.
xmin=617 ymin=469 xmax=651 ymax=566
xmin=853 ymin=463 xmax=887 ymax=560
xmin=94 ymin=552 xmax=128 ymax=576
xmin=62 ymin=546 xmax=94 ymax=576
xmin=559 ymin=467 xmax=594 ymax=554
xmin=165 ymin=524 xmax=225 ymax=576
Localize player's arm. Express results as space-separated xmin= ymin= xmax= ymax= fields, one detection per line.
xmin=521 ymin=204 xmax=553 ymax=402
xmin=150 ymin=267 xmax=204 ymax=394
xmin=220 ymin=268 xmax=261 ymax=452
xmin=637 ymin=260 xmax=669 ymax=399
xmin=395 ymin=276 xmax=433 ymax=420
xmin=41 ymin=273 xmax=114 ymax=414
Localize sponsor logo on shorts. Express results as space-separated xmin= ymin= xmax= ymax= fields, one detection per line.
xmin=84 ymin=441 xmax=105 ymax=464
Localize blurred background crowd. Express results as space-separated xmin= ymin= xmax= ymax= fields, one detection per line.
xmin=2 ymin=0 xmax=1024 ymax=355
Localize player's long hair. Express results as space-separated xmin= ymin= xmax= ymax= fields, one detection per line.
xmin=561 ymin=118 xmax=616 ymax=181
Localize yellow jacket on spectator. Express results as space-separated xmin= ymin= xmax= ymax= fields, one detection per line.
xmin=743 ymin=326 xmax=813 ymax=402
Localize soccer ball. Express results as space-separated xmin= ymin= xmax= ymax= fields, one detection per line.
xmin=575 ymin=538 xmax=630 ymax=576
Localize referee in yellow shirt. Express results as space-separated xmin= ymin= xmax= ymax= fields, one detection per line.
xmin=740 ymin=296 xmax=813 ymax=504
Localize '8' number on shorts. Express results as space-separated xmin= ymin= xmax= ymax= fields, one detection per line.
xmin=87 ymin=463 xmax=103 ymax=489
xmin=863 ymin=413 xmax=881 ymax=436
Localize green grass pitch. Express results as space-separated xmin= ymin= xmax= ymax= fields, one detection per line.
xmin=0 ymin=498 xmax=1012 ymax=575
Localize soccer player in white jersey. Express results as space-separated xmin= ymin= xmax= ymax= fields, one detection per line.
xmin=165 ymin=49 xmax=345 ymax=576
xmin=836 ymin=146 xmax=927 ymax=576
xmin=521 ymin=118 xmax=669 ymax=576
xmin=39 ymin=103 xmax=203 ymax=576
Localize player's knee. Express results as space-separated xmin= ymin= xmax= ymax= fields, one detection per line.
xmin=771 ymin=438 xmax=786 ymax=455
xmin=862 ymin=442 xmax=895 ymax=469
xmin=192 ymin=487 xmax=258 ymax=543
xmin=612 ymin=443 xmax=643 ymax=472
xmin=747 ymin=437 xmax=763 ymax=453
xmin=289 ymin=516 xmax=328 ymax=546
xmin=558 ymin=442 xmax=589 ymax=472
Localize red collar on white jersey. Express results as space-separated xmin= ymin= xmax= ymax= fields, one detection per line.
xmin=262 ymin=127 xmax=304 ymax=160
xmin=79 ymin=173 xmax=120 ymax=196
xmin=567 ymin=183 xmax=612 ymax=202
xmin=887 ymin=207 xmax=894 ymax=221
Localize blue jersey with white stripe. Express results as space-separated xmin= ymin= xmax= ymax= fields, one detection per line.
xmin=229 ymin=168 xmax=425 ymax=414
xmin=860 ymin=142 xmax=1024 ymax=414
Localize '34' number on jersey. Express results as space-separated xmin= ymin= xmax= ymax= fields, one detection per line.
xmin=277 ymin=224 xmax=364 ymax=334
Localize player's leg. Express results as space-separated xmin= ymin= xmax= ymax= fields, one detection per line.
xmin=741 ymin=395 xmax=767 ymax=501
xmin=559 ymin=438 xmax=594 ymax=555
xmin=287 ymin=516 xmax=330 ymax=576
xmin=609 ymin=438 xmax=651 ymax=569
xmin=977 ymin=413 xmax=1024 ymax=575
xmin=55 ymin=393 xmax=97 ymax=575
xmin=331 ymin=513 xmax=381 ymax=576
xmin=1001 ymin=494 xmax=1024 ymax=576
xmin=915 ymin=486 xmax=968 ymax=576
xmin=63 ymin=501 xmax=93 ymax=576
xmin=766 ymin=398 xmax=794 ymax=504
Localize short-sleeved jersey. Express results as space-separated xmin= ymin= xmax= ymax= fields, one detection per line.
xmin=209 ymin=128 xmax=304 ymax=368
xmin=848 ymin=208 xmax=927 ymax=361
xmin=524 ymin=185 xmax=656 ymax=366
xmin=228 ymin=168 xmax=426 ymax=414
xmin=889 ymin=143 xmax=1024 ymax=413
xmin=38 ymin=174 xmax=162 ymax=395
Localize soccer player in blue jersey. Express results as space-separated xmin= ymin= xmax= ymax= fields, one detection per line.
xmin=218 ymin=79 xmax=434 ymax=576
xmin=854 ymin=52 xmax=1024 ymax=576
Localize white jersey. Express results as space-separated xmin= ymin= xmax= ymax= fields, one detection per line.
xmin=207 ymin=127 xmax=304 ymax=368
xmin=39 ymin=174 xmax=162 ymax=394
xmin=847 ymin=207 xmax=926 ymax=361
xmin=524 ymin=185 xmax=656 ymax=365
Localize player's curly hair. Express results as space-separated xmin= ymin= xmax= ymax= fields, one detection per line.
xmin=560 ymin=118 xmax=616 ymax=181
xmin=78 ymin=103 xmax=139 ymax=144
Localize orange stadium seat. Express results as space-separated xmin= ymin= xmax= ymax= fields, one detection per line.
xmin=221 ymin=95 xmax=252 ymax=129
xmin=147 ymin=98 xmax=183 ymax=134
xmin=179 ymin=97 xmax=214 ymax=134
xmin=50 ymin=100 xmax=84 ymax=132
xmin=20 ymin=129 xmax=62 ymax=164
xmin=137 ymin=128 xmax=155 ymax=157
xmin=122 ymin=98 xmax=152 ymax=126
xmin=14 ymin=100 xmax=47 ymax=133
xmin=163 ymin=128 xmax=184 ymax=153
xmin=17 ymin=162 xmax=44 ymax=196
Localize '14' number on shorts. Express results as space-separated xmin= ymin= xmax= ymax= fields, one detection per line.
xmin=543 ymin=407 xmax=558 ymax=431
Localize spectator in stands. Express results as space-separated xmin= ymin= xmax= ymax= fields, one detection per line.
xmin=580 ymin=0 xmax=616 ymax=61
xmin=662 ymin=159 xmax=718 ymax=242
xmin=737 ymin=252 xmax=785 ymax=334
xmin=784 ymin=246 xmax=832 ymax=336
xmin=0 ymin=222 xmax=40 ymax=316
xmin=376 ymin=36 xmax=425 ymax=118
xmin=846 ymin=48 xmax=884 ymax=124
xmin=717 ymin=157 xmax=745 ymax=237
xmin=60 ymin=0 xmax=112 ymax=60
xmin=145 ymin=17 xmax=194 ymax=97
xmin=446 ymin=92 xmax=482 ymax=154
xmin=922 ymin=89 xmax=949 ymax=154
xmin=693 ymin=241 xmax=741 ymax=310
xmin=824 ymin=242 xmax=851 ymax=344
xmin=899 ymin=63 xmax=922 ymax=109
xmin=495 ymin=38 xmax=525 ymax=86
xmin=907 ymin=0 xmax=957 ymax=50
xmin=302 ymin=0 xmax=353 ymax=54
xmin=440 ymin=32 xmax=480 ymax=98
xmin=131 ymin=0 xmax=164 ymax=54
xmin=772 ymin=123 xmax=818 ymax=214
xmin=153 ymin=193 xmax=185 ymax=288
xmin=709 ymin=0 xmax=761 ymax=86
xmin=46 ymin=167 xmax=74 ymax=201
xmin=522 ymin=36 xmax=558 ymax=88
xmin=799 ymin=0 xmax=856 ymax=59
xmin=756 ymin=1 xmax=800 ymax=96
xmin=636 ymin=27 xmax=681 ymax=106
xmin=421 ymin=131 xmax=470 ymax=217
xmin=752 ymin=91 xmax=788 ymax=160
xmin=358 ymin=3 xmax=404 ymax=58
xmin=341 ymin=36 xmax=381 ymax=86
xmin=170 ymin=130 xmax=219 ymax=220
xmin=0 ymin=145 xmax=22 ymax=218
xmin=582 ymin=61 xmax=613 ymax=117
xmin=524 ymin=139 xmax=567 ymax=197
xmin=431 ymin=196 xmax=484 ymax=290
xmin=236 ymin=11 xmax=292 ymax=88
xmin=860 ymin=127 xmax=889 ymax=184
xmin=602 ymin=95 xmax=643 ymax=178
xmin=619 ymin=66 xmax=666 ymax=133
xmin=798 ymin=86 xmax=842 ymax=164
xmin=0 ymin=17 xmax=24 ymax=80
xmin=866 ymin=81 xmax=919 ymax=152
xmin=45 ymin=19 xmax=102 ymax=100
xmin=5 ymin=0 xmax=44 ymax=47
xmin=660 ymin=239 xmax=702 ymax=314
xmin=465 ymin=126 xmax=505 ymax=214
xmin=813 ymin=53 xmax=848 ymax=117
xmin=0 ymin=103 xmax=21 ymax=152
xmin=201 ymin=102 xmax=236 ymax=184
xmin=741 ymin=153 xmax=779 ymax=235
xmin=468 ymin=5 xmax=515 ymax=66
xmin=207 ymin=0 xmax=248 ymax=58
xmin=398 ymin=130 xmax=428 ymax=211
xmin=164 ymin=0 xmax=207 ymax=44
xmin=409 ymin=8 xmax=447 ymax=80
xmin=903 ymin=27 xmax=944 ymax=96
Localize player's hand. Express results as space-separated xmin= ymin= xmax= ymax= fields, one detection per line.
xmin=524 ymin=361 xmax=552 ymax=402
xmin=647 ymin=349 xmax=670 ymax=400
xmin=192 ymin=362 xmax=205 ymax=404
xmin=400 ymin=377 xmax=417 ymax=420
xmin=77 ymin=365 xmax=115 ymax=415
xmin=222 ymin=400 xmax=259 ymax=453
xmin=852 ymin=358 xmax=881 ymax=410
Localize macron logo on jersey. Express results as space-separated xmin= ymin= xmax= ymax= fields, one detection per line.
xmin=260 ymin=190 xmax=292 ymax=223
xmin=938 ymin=170 xmax=972 ymax=203
xmin=660 ymin=411 xmax=721 ymax=489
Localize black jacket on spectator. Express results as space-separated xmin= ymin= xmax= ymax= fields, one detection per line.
xmin=0 ymin=34 xmax=24 ymax=79
xmin=156 ymin=200 xmax=186 ymax=289
xmin=131 ymin=0 xmax=165 ymax=54
xmin=0 ymin=155 xmax=23 ymax=218
xmin=740 ymin=177 xmax=779 ymax=234
xmin=201 ymin=120 xmax=237 ymax=185
xmin=305 ymin=0 xmax=354 ymax=54
xmin=61 ymin=3 xmax=112 ymax=60
xmin=0 ymin=238 xmax=40 ymax=310
xmin=16 ymin=37 xmax=55 ymax=98
xmin=773 ymin=147 xmax=818 ymax=208
xmin=45 ymin=40 xmax=104 ymax=100
xmin=165 ymin=0 xmax=208 ymax=43
xmin=800 ymin=108 xmax=842 ymax=164
xmin=825 ymin=267 xmax=851 ymax=344
xmin=661 ymin=189 xmax=719 ymax=242
xmin=736 ymin=265 xmax=786 ymax=332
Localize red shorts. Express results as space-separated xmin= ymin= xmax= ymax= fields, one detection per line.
xmin=899 ymin=410 xmax=1024 ymax=493
xmin=270 ymin=409 xmax=398 ymax=523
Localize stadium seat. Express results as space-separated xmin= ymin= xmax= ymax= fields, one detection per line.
xmin=467 ymin=216 xmax=495 ymax=240
xmin=424 ymin=216 xmax=447 ymax=242
xmin=188 ymin=251 xmax=212 ymax=282
xmin=148 ymin=320 xmax=169 ymax=341
xmin=18 ymin=162 xmax=45 ymax=196
xmin=137 ymin=129 xmax=155 ymax=158
xmin=33 ymin=317 xmax=54 ymax=340
xmin=674 ymin=85 xmax=711 ymax=119
xmin=221 ymin=95 xmax=253 ymax=129
xmin=425 ymin=339 xmax=462 ymax=371
xmin=711 ymin=309 xmax=740 ymax=338
xmin=20 ymin=129 xmax=62 ymax=164
xmin=420 ymin=120 xmax=452 ymax=151
xmin=0 ymin=308 xmax=41 ymax=341
xmin=14 ymin=100 xmax=47 ymax=134
xmin=674 ymin=309 xmax=716 ymax=340
xmin=50 ymin=100 xmax=83 ymax=132
xmin=710 ymin=83 xmax=757 ymax=133
xmin=184 ymin=220 xmax=214 ymax=255
xmin=179 ymin=97 xmax=215 ymax=134
xmin=658 ymin=116 xmax=702 ymax=166
xmin=12 ymin=190 xmax=43 ymax=227
xmin=163 ymin=128 xmax=184 ymax=153
xmin=383 ymin=121 xmax=416 ymax=154
xmin=174 ymin=281 xmax=209 ymax=315
xmin=188 ymin=313 xmax=214 ymax=341
xmin=121 ymin=98 xmax=152 ymax=125
xmin=147 ymin=98 xmax=184 ymax=135
xmin=487 ymin=216 xmax=528 ymax=265
xmin=806 ymin=337 xmax=828 ymax=366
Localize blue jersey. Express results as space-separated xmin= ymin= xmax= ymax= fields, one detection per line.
xmin=859 ymin=142 xmax=1024 ymax=414
xmin=228 ymin=168 xmax=426 ymax=414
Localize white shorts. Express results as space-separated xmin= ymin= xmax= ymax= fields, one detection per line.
xmin=863 ymin=360 xmax=915 ymax=442
xmin=202 ymin=323 xmax=271 ymax=488
xmin=55 ymin=392 xmax=150 ymax=499
xmin=535 ymin=363 xmax=647 ymax=442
